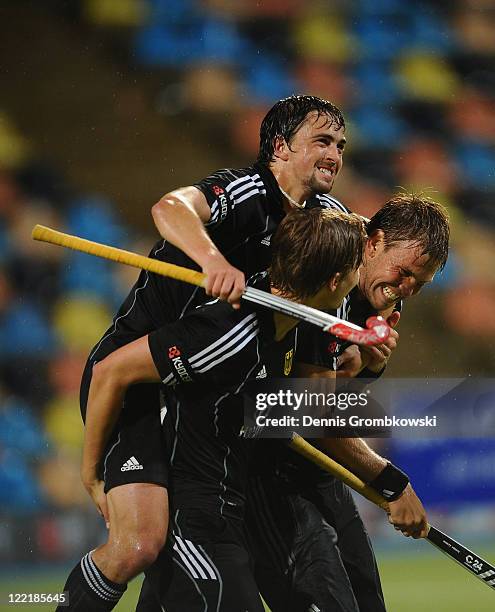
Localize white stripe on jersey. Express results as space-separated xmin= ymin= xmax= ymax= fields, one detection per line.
xmin=224 ymin=173 xmax=261 ymax=194
xmin=315 ymin=193 xmax=350 ymax=213
xmin=191 ymin=317 xmax=259 ymax=369
xmin=162 ymin=372 xmax=175 ymax=385
xmin=196 ymin=327 xmax=259 ymax=374
xmin=233 ymin=188 xmax=265 ymax=207
xmin=209 ymin=198 xmax=220 ymax=217
xmin=226 ymin=174 xmax=266 ymax=208
xmin=189 ymin=313 xmax=257 ymax=365
xmin=207 ymin=173 xmax=264 ymax=226
xmin=228 ymin=175 xmax=264 ymax=197
xmin=161 ymin=313 xmax=259 ymax=383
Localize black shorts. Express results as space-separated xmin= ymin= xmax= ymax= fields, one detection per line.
xmin=80 ymin=362 xmax=169 ymax=493
xmin=139 ymin=508 xmax=264 ymax=612
xmin=245 ymin=474 xmax=386 ymax=612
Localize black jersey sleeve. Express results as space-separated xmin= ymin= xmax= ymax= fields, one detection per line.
xmin=148 ymin=303 xmax=261 ymax=389
xmin=295 ymin=322 xmax=338 ymax=370
xmin=193 ymin=167 xmax=267 ymax=230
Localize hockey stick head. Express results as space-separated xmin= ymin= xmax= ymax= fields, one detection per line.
xmin=328 ymin=315 xmax=390 ymax=346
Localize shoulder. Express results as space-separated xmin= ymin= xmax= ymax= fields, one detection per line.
xmin=194 ymin=166 xmax=266 ymax=194
xmin=311 ymin=193 xmax=351 ymax=213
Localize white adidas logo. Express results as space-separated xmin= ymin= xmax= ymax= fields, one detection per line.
xmin=121 ymin=456 xmax=143 ymax=472
xmin=256 ymin=365 xmax=267 ymax=379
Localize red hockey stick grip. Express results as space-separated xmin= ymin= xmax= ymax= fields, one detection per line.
xmin=328 ymin=316 xmax=390 ymax=346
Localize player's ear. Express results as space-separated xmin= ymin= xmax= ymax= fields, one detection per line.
xmin=273 ymin=136 xmax=290 ymax=161
xmin=366 ymin=229 xmax=385 ymax=258
xmin=327 ymin=272 xmax=341 ymax=292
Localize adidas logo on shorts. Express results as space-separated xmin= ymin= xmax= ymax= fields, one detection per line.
xmin=121 ymin=456 xmax=143 ymax=472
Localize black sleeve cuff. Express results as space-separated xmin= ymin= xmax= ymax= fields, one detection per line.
xmin=356 ymin=366 xmax=386 ymax=380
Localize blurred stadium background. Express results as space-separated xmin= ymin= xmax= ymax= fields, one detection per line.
xmin=0 ymin=0 xmax=494 ymax=609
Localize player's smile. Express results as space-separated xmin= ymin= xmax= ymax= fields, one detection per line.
xmin=315 ymin=162 xmax=336 ymax=184
xmin=279 ymin=111 xmax=346 ymax=201
xmin=381 ymin=285 xmax=401 ymax=304
xmin=360 ymin=233 xmax=438 ymax=310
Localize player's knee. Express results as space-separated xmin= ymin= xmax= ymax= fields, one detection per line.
xmin=130 ymin=538 xmax=164 ymax=571
xmin=112 ymin=533 xmax=165 ymax=576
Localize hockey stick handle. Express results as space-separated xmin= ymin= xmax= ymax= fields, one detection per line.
xmin=288 ymin=434 xmax=495 ymax=590
xmin=288 ymin=434 xmax=390 ymax=510
xmin=32 ymin=224 xmax=206 ymax=287
xmin=31 ymin=225 xmax=389 ymax=346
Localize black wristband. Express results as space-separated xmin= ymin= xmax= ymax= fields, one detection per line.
xmin=357 ymin=366 xmax=386 ymax=380
xmin=368 ymin=462 xmax=409 ymax=501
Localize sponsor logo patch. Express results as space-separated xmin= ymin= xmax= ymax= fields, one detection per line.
xmin=327 ymin=340 xmax=338 ymax=354
xmin=168 ymin=345 xmax=181 ymax=358
xmin=168 ymin=345 xmax=192 ymax=382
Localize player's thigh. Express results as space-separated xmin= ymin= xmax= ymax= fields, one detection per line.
xmin=292 ymin=517 xmax=359 ymax=612
xmin=106 ymin=482 xmax=169 ymax=544
xmin=317 ymin=480 xmax=386 ymax=612
xmin=156 ymin=509 xmax=264 ymax=612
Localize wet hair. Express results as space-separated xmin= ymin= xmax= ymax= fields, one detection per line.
xmin=270 ymin=208 xmax=365 ymax=300
xmin=257 ymin=95 xmax=345 ymax=165
xmin=366 ymin=193 xmax=450 ymax=271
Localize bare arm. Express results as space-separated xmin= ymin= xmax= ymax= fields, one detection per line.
xmin=316 ymin=437 xmax=387 ymax=481
xmin=316 ymin=437 xmax=427 ymax=538
xmin=152 ymin=186 xmax=245 ymax=306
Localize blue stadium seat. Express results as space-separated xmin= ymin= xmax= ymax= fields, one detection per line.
xmin=146 ymin=0 xmax=198 ymax=24
xmin=67 ymin=196 xmax=125 ymax=246
xmin=352 ymin=61 xmax=399 ymax=105
xmin=455 ymin=141 xmax=495 ymax=188
xmin=409 ymin=12 xmax=456 ymax=53
xmin=0 ymin=396 xmax=48 ymax=457
xmin=198 ymin=17 xmax=246 ymax=64
xmin=243 ymin=57 xmax=300 ymax=104
xmin=353 ymin=16 xmax=410 ymax=61
xmin=0 ymin=302 xmax=57 ymax=357
xmin=0 ymin=450 xmax=43 ymax=513
xmin=351 ymin=106 xmax=409 ymax=149
xmin=133 ymin=23 xmax=203 ymax=67
xmin=60 ymin=253 xmax=119 ymax=304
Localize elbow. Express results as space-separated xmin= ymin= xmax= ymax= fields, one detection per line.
xmin=91 ymin=355 xmax=133 ymax=395
xmin=151 ymin=193 xmax=175 ymax=224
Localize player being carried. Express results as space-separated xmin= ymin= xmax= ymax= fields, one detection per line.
xmin=64 ymin=208 xmax=365 ymax=611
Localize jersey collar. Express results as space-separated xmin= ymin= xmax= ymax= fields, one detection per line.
xmin=253 ymin=162 xmax=285 ymax=214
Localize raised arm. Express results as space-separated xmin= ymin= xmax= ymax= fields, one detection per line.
xmin=152 ymin=186 xmax=245 ymax=307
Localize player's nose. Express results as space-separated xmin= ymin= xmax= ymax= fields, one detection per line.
xmin=399 ymin=277 xmax=416 ymax=298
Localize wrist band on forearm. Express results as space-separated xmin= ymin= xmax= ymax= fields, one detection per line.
xmin=356 ymin=366 xmax=386 ymax=379
xmin=368 ymin=462 xmax=409 ymax=501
